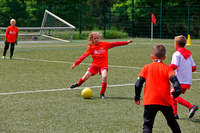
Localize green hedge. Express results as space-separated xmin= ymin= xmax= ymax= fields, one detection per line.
xmin=104 ymin=30 xmax=129 ymax=39
xmin=73 ymin=30 xmax=129 ymax=40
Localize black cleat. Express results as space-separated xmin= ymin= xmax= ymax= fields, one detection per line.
xmin=174 ymin=115 xmax=179 ymax=119
xmin=189 ymin=105 xmax=198 ymax=118
xmin=100 ymin=94 xmax=105 ymax=99
xmin=70 ymin=83 xmax=79 ymax=89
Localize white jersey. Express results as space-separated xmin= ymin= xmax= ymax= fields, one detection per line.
xmin=171 ymin=51 xmax=196 ymax=84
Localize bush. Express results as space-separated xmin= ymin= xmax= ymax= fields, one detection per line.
xmin=104 ymin=30 xmax=129 ymax=39
xmin=73 ymin=31 xmax=90 ymax=40
xmin=73 ymin=30 xmax=129 ymax=40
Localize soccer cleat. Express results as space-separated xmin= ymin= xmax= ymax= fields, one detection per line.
xmin=100 ymin=94 xmax=105 ymax=99
xmin=2 ymin=56 xmax=5 ymax=59
xmin=70 ymin=83 xmax=79 ymax=89
xmin=174 ymin=115 xmax=179 ymax=120
xmin=189 ymin=105 xmax=198 ymax=118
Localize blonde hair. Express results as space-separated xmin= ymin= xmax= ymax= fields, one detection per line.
xmin=175 ymin=35 xmax=186 ymax=47
xmin=88 ymin=32 xmax=101 ymax=46
xmin=10 ymin=19 xmax=16 ymax=24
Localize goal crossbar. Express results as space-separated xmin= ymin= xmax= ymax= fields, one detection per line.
xmin=0 ymin=27 xmax=74 ymax=30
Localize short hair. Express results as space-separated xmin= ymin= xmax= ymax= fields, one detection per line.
xmin=175 ymin=35 xmax=186 ymax=47
xmin=152 ymin=45 xmax=166 ymax=59
xmin=88 ymin=32 xmax=101 ymax=42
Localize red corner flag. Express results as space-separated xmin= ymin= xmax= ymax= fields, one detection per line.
xmin=151 ymin=13 xmax=156 ymax=24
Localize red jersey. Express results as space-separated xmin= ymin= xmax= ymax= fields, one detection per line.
xmin=138 ymin=62 xmax=175 ymax=106
xmin=5 ymin=26 xmax=19 ymax=43
xmin=73 ymin=41 xmax=129 ymax=67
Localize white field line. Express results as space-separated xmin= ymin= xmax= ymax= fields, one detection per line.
xmin=16 ymin=44 xmax=83 ymax=48
xmin=192 ymin=79 xmax=200 ymax=80
xmin=15 ymin=57 xmax=200 ymax=72
xmin=0 ymin=83 xmax=134 ymax=96
xmin=15 ymin=57 xmax=142 ymax=70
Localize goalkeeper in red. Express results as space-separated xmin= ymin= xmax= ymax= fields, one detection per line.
xmin=2 ymin=19 xmax=18 ymax=60
xmin=70 ymin=32 xmax=133 ymax=99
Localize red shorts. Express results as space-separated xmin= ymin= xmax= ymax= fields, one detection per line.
xmin=171 ymin=84 xmax=191 ymax=94
xmin=180 ymin=84 xmax=191 ymax=94
xmin=88 ymin=65 xmax=108 ymax=75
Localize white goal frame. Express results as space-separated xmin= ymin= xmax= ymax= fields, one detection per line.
xmin=40 ymin=10 xmax=76 ymax=42
xmin=0 ymin=10 xmax=76 ymax=42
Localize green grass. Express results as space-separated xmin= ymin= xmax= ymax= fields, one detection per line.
xmin=0 ymin=38 xmax=199 ymax=133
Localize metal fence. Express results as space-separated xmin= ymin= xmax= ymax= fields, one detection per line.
xmin=0 ymin=1 xmax=200 ymax=39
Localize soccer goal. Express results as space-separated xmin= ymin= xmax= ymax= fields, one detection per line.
xmin=0 ymin=10 xmax=76 ymax=43
xmin=40 ymin=10 xmax=76 ymax=42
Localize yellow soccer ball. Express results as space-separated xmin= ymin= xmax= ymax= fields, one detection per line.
xmin=81 ymin=88 xmax=93 ymax=99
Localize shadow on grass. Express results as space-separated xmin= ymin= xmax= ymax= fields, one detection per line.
xmin=179 ymin=118 xmax=200 ymax=123
xmin=190 ymin=119 xmax=200 ymax=123
xmin=92 ymin=96 xmax=133 ymax=100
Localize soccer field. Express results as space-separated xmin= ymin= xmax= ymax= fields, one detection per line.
xmin=0 ymin=38 xmax=199 ymax=133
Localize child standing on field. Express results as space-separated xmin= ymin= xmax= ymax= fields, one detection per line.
xmin=170 ymin=35 xmax=198 ymax=119
xmin=2 ymin=19 xmax=18 ymax=60
xmin=134 ymin=45 xmax=182 ymax=133
xmin=70 ymin=32 xmax=133 ymax=99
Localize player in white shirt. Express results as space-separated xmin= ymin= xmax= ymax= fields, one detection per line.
xmin=170 ymin=35 xmax=198 ymax=119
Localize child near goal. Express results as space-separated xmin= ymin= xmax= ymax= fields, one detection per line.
xmin=2 ymin=19 xmax=18 ymax=60
xmin=70 ymin=32 xmax=133 ymax=99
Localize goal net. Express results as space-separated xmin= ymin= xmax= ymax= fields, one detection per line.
xmin=40 ymin=10 xmax=76 ymax=42
xmin=0 ymin=10 xmax=76 ymax=43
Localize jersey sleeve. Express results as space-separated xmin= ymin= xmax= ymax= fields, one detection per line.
xmin=170 ymin=52 xmax=179 ymax=70
xmin=5 ymin=27 xmax=9 ymax=39
xmin=73 ymin=47 xmax=92 ymax=66
xmin=16 ymin=27 xmax=19 ymax=39
xmin=138 ymin=65 xmax=147 ymax=79
xmin=190 ymin=56 xmax=197 ymax=72
xmin=168 ymin=67 xmax=175 ymax=79
xmin=105 ymin=41 xmax=129 ymax=49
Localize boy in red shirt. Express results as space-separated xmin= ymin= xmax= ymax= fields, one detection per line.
xmin=170 ymin=35 xmax=198 ymax=119
xmin=2 ymin=19 xmax=18 ymax=59
xmin=134 ymin=45 xmax=182 ymax=133
xmin=70 ymin=32 xmax=133 ymax=99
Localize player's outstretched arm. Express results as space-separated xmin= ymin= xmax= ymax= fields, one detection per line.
xmin=134 ymin=76 xmax=145 ymax=105
xmin=71 ymin=51 xmax=91 ymax=69
xmin=127 ymin=40 xmax=133 ymax=44
xmin=71 ymin=64 xmax=76 ymax=69
xmin=107 ymin=40 xmax=133 ymax=49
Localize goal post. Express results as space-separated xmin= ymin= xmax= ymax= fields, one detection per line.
xmin=0 ymin=10 xmax=76 ymax=43
xmin=40 ymin=10 xmax=76 ymax=42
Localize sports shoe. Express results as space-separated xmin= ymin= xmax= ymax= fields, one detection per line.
xmin=2 ymin=56 xmax=5 ymax=59
xmin=70 ymin=83 xmax=79 ymax=89
xmin=189 ymin=105 xmax=198 ymax=118
xmin=100 ymin=94 xmax=105 ymax=99
xmin=174 ymin=115 xmax=179 ymax=119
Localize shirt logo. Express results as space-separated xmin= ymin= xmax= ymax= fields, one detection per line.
xmin=9 ymin=31 xmax=16 ymax=35
xmin=94 ymin=48 xmax=105 ymax=55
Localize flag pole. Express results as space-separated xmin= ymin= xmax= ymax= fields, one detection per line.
xmin=151 ymin=22 xmax=153 ymax=40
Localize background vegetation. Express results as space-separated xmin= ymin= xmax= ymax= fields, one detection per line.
xmin=1 ymin=0 xmax=200 ymax=38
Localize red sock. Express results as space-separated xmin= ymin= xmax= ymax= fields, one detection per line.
xmin=100 ymin=82 xmax=107 ymax=95
xmin=77 ymin=78 xmax=84 ymax=86
xmin=176 ymin=97 xmax=194 ymax=109
xmin=171 ymin=96 xmax=178 ymax=116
